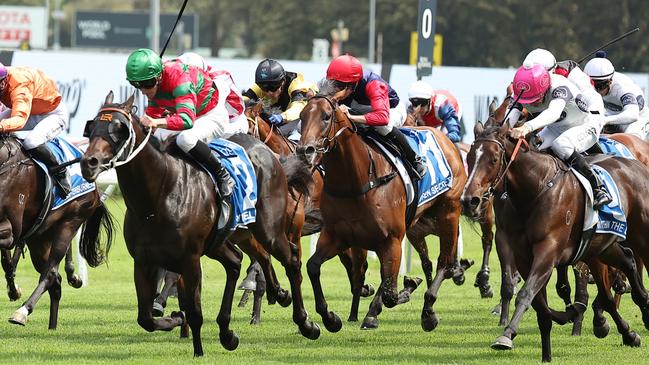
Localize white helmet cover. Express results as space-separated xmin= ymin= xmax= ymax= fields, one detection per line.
xmin=584 ymin=57 xmax=615 ymax=80
xmin=523 ymin=48 xmax=556 ymax=71
xmin=408 ymin=80 xmax=434 ymax=99
xmin=177 ymin=52 xmax=208 ymax=71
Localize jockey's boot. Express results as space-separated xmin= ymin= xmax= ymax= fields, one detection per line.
xmin=188 ymin=141 xmax=234 ymax=198
xmin=568 ymin=151 xmax=612 ymax=209
xmin=28 ymin=144 xmax=71 ymax=198
xmin=385 ymin=127 xmax=427 ymax=179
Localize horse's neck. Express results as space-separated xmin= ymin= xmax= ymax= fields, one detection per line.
xmin=504 ymin=146 xmax=563 ymax=201
xmin=259 ymin=122 xmax=292 ymax=155
xmin=322 ymin=132 xmax=374 ymax=189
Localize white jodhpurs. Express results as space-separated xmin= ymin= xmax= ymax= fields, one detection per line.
xmin=538 ymin=123 xmax=598 ymax=160
xmin=0 ymin=103 xmax=69 ymax=150
xmin=175 ymin=105 xmax=245 ymax=153
xmin=620 ymin=119 xmax=649 ymax=141
xmin=373 ymin=102 xmax=408 ymax=136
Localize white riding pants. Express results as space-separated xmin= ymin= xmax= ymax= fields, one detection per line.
xmin=0 ymin=103 xmax=69 ymax=150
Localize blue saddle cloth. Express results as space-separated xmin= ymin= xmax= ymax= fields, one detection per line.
xmin=32 ymin=138 xmax=96 ymax=210
xmin=400 ymin=128 xmax=453 ymax=207
xmin=598 ymin=137 xmax=635 ymax=159
xmin=207 ymin=139 xmax=258 ymax=229
xmin=593 ymin=165 xmax=627 ymax=239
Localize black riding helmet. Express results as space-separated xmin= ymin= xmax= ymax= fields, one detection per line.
xmin=255 ymin=58 xmax=285 ymax=87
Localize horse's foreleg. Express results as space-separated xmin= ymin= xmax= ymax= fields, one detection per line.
xmin=570 ymin=262 xmax=590 ymax=336
xmin=555 ymin=265 xmax=572 ymax=307
xmin=530 ymin=288 xmax=554 ymax=363
xmin=475 ymin=207 xmax=494 ymax=298
xmin=133 ymin=263 xmax=185 ymax=335
xmin=348 ymin=247 xmax=370 ymax=322
xmin=495 ymin=230 xmax=516 ymax=326
xmin=47 ymin=271 xmax=63 ymax=329
xmin=492 ymin=248 xmax=555 ymax=354
xmin=211 ymin=241 xmax=242 ymax=353
xmin=307 ymin=229 xmax=342 ymax=334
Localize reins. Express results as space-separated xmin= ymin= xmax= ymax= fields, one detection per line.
xmin=94 ymin=107 xmax=152 ymax=171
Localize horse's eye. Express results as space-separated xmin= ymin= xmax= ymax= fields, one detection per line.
xmin=324 ymin=113 xmax=331 ymax=120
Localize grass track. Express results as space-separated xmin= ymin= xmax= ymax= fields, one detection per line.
xmin=0 ymin=197 xmax=646 ymax=364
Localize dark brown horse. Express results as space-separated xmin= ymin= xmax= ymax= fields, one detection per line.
xmin=0 ymin=134 xmax=114 ymax=328
xmin=296 ymin=89 xmax=466 ymax=333
xmin=462 ymin=121 xmax=649 ymax=362
xmin=80 ymin=92 xmax=319 ymax=356
xmin=404 ymin=113 xmax=495 ymax=298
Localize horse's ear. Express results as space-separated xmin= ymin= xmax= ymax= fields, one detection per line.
xmin=331 ymin=88 xmax=348 ymax=102
xmin=105 ymin=91 xmax=114 ymax=104
xmin=506 ymin=83 xmax=514 ymax=97
xmin=488 ymin=98 xmax=497 ymax=115
xmin=124 ymin=93 xmax=135 ymax=111
xmin=497 ymin=118 xmax=511 ymax=137
xmin=474 ymin=121 xmax=484 ymax=137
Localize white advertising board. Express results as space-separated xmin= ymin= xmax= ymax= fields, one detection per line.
xmin=0 ymin=6 xmax=48 ymax=49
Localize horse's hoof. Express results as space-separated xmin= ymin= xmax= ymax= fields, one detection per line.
xmin=594 ymin=321 xmax=610 ymax=339
xmin=250 ymin=315 xmax=260 ymax=325
xmin=220 ymin=330 xmax=240 ymax=351
xmin=361 ymin=284 xmax=375 ymax=297
xmin=8 ymin=287 xmax=21 ymax=302
xmin=421 ymin=312 xmax=439 ymax=332
xmin=152 ymin=302 xmax=165 ymax=317
xmin=491 ymin=303 xmax=502 ymax=316
xmin=361 ymin=316 xmax=379 ymax=330
xmin=491 ymin=336 xmax=513 ymax=350
xmin=479 ymin=285 xmax=494 ymax=299
xmin=403 ymin=276 xmax=423 ymax=291
xmin=180 ymin=324 xmax=189 ymax=338
xmin=68 ymin=274 xmax=83 ymax=289
xmin=299 ymin=321 xmax=321 ymax=340
xmin=623 ymin=331 xmax=641 ymax=347
xmin=452 ymin=272 xmax=466 ymax=286
xmin=323 ymin=312 xmax=343 ymax=333
xmin=277 ymin=290 xmax=292 ymax=308
xmin=170 ymin=311 xmax=186 ymax=326
xmin=8 ymin=311 xmax=27 ymax=326
xmin=347 ymin=315 xmax=358 ymax=322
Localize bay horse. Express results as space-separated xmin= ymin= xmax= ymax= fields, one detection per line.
xmin=246 ymin=103 xmax=380 ymax=323
xmin=296 ymin=87 xmax=467 ymax=333
xmin=404 ymin=112 xmax=495 ymax=298
xmin=80 ymin=91 xmax=319 ymax=357
xmin=462 ymin=121 xmax=649 ymax=362
xmin=0 ymin=133 xmax=114 ymax=328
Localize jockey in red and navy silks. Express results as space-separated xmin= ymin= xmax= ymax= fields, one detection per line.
xmin=325 ymin=54 xmax=426 ymax=178
xmin=407 ymin=81 xmax=462 ymax=143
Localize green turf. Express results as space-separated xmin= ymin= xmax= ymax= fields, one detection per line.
xmin=0 ymin=196 xmax=646 ymax=364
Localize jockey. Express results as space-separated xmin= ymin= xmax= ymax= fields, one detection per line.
xmin=584 ymin=56 xmax=649 ymax=140
xmin=125 ymin=48 xmax=237 ymax=197
xmin=176 ymin=52 xmax=247 ymax=131
xmin=325 ymin=55 xmax=426 ymax=178
xmin=523 ymin=48 xmax=605 ymax=116
xmin=0 ymin=62 xmax=71 ymax=197
xmin=407 ymin=80 xmax=462 ymax=143
xmin=242 ymin=58 xmax=318 ymax=130
xmin=507 ymin=63 xmax=612 ymax=208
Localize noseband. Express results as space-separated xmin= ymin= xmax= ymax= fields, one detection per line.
xmin=472 ymin=136 xmax=528 ymax=201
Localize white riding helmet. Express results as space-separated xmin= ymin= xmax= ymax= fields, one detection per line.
xmin=177 ymin=52 xmax=208 ymax=71
xmin=523 ymin=48 xmax=556 ymax=71
xmin=408 ymin=80 xmax=434 ymax=99
xmin=584 ymin=57 xmax=615 ymax=80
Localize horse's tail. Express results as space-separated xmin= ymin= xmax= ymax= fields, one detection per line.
xmin=79 ymin=202 xmax=116 ymax=267
xmin=281 ymin=155 xmax=313 ymax=197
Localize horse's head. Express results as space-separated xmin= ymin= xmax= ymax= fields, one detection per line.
xmin=80 ymin=91 xmax=139 ymax=181
xmin=461 ymin=120 xmax=512 ymax=219
xmin=297 ymin=86 xmax=351 ymax=167
xmin=245 ymin=101 xmax=268 ymax=137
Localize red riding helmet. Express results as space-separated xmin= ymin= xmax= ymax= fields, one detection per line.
xmin=326 ymin=55 xmax=363 ymax=83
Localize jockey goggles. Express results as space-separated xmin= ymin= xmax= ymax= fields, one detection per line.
xmin=409 ymin=98 xmax=430 ymax=107
xmin=593 ymin=79 xmax=610 ymax=92
xmin=129 ymin=78 xmax=158 ymax=89
xmin=259 ymin=81 xmax=283 ymax=92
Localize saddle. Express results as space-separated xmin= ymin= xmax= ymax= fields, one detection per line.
xmin=357 ymin=124 xmax=422 ymax=182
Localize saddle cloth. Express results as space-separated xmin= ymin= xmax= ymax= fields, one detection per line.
xmin=367 ymin=128 xmax=453 ymax=207
xmin=598 ymin=137 xmax=635 ymax=159
xmin=206 ymin=138 xmax=257 ymax=230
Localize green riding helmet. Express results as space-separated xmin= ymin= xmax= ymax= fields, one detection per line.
xmin=126 ymin=48 xmax=163 ymax=81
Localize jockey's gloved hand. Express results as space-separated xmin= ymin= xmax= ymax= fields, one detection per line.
xmin=447 ymin=131 xmax=461 ymax=143
xmin=268 ymin=114 xmax=284 ymax=125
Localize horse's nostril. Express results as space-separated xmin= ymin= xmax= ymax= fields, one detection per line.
xmin=469 ymin=196 xmax=481 ymax=208
xmin=87 ymin=157 xmax=99 ymax=168
xmin=305 ymin=146 xmax=316 ymax=157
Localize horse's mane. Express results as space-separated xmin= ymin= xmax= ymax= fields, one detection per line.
xmin=316 ymin=78 xmax=342 ymax=97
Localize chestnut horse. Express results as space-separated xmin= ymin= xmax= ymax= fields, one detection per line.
xmin=296 ymin=89 xmax=466 ymax=333
xmin=0 ymin=134 xmax=114 ymax=328
xmin=463 ymin=121 xmax=649 ymax=362
xmin=80 ymin=92 xmax=319 ymax=356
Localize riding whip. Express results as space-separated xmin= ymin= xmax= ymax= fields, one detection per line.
xmin=159 ymin=0 xmax=190 ymax=57
xmin=577 ymin=27 xmax=639 ymax=64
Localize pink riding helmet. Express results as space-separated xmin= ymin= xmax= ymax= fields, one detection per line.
xmin=512 ymin=64 xmax=551 ymax=104
xmin=0 ymin=62 xmax=7 ymax=80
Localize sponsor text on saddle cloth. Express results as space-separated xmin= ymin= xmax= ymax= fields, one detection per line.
xmin=368 ymin=128 xmax=453 ymax=206
xmin=206 ymin=139 xmax=257 ymax=230
xmin=598 ymin=137 xmax=635 ymax=158
xmin=30 ymin=137 xmax=96 ymax=209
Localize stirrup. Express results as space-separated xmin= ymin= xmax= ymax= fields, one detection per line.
xmin=593 ymin=188 xmax=612 ymax=208
xmin=413 ymin=157 xmax=427 ymax=178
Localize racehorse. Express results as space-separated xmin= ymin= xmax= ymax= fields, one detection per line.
xmin=462 ymin=121 xmax=649 ymax=362
xmin=0 ymin=133 xmax=114 ymax=329
xmin=296 ymin=86 xmax=467 ymax=333
xmin=80 ymin=91 xmax=319 ymax=356
xmin=404 ymin=112 xmax=495 ymax=299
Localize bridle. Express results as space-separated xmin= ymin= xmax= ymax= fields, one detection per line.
xmin=247 ymin=113 xmax=296 ymax=152
xmin=84 ymin=106 xmax=152 ymax=172
xmin=307 ymin=95 xmax=357 ymax=154
xmin=472 ymin=135 xmax=528 ymax=202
